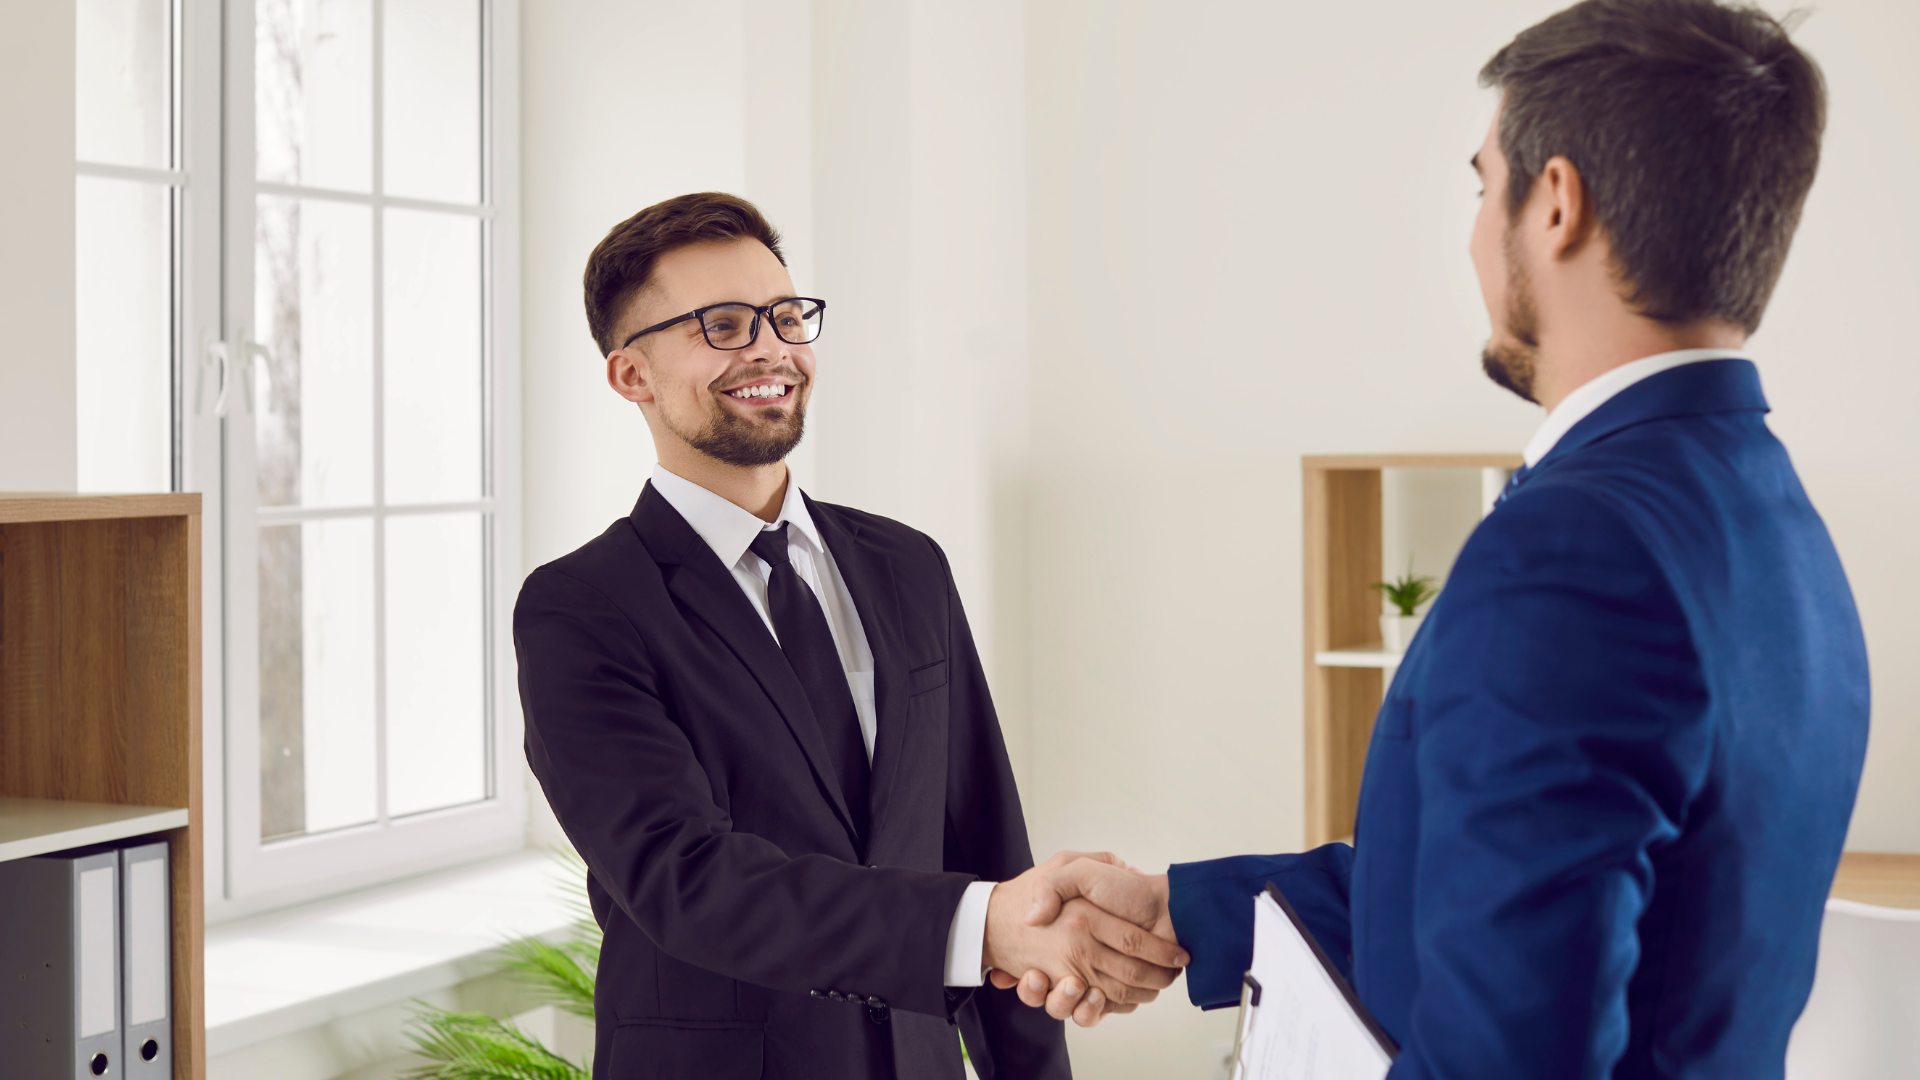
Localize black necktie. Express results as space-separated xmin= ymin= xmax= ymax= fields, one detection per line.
xmin=749 ymin=524 xmax=870 ymax=838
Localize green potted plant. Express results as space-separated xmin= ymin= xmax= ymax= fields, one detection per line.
xmin=1371 ymin=559 xmax=1440 ymax=653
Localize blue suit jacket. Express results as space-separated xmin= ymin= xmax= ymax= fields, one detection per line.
xmin=1171 ymin=360 xmax=1869 ymax=1078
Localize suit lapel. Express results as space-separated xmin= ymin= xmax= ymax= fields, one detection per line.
xmin=807 ymin=497 xmax=912 ymax=829
xmin=629 ymin=484 xmax=862 ymax=850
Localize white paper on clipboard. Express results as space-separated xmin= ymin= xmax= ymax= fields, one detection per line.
xmin=1230 ymin=883 xmax=1398 ymax=1080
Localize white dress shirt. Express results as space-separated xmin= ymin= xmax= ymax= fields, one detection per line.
xmin=1522 ymin=348 xmax=1754 ymax=467
xmin=649 ymin=465 xmax=996 ymax=987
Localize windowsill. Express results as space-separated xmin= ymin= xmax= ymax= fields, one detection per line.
xmin=205 ymin=849 xmax=577 ymax=1056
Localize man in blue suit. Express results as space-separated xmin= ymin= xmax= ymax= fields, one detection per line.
xmin=1002 ymin=1 xmax=1870 ymax=1075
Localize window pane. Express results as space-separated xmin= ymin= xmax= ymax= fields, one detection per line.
xmin=256 ymin=0 xmax=372 ymax=191
xmin=258 ymin=524 xmax=306 ymax=839
xmin=383 ymin=209 xmax=481 ymax=503
xmin=76 ymin=176 xmax=172 ymax=493
xmin=385 ymin=512 xmax=486 ymax=817
xmin=259 ymin=517 xmax=377 ymax=839
xmin=383 ymin=0 xmax=480 ymax=204
xmin=255 ymin=195 xmax=374 ymax=507
xmin=76 ymin=0 xmax=171 ymax=169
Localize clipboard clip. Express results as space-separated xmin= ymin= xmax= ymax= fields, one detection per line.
xmin=1230 ymin=973 xmax=1263 ymax=1079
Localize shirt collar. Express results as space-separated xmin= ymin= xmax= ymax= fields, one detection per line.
xmin=1522 ymin=347 xmax=1753 ymax=467
xmin=649 ymin=464 xmax=824 ymax=569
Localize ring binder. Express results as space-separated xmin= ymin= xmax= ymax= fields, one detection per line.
xmin=0 ymin=847 xmax=123 ymax=1078
xmin=121 ymin=842 xmax=171 ymax=1079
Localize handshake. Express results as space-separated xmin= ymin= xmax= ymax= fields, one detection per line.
xmin=980 ymin=851 xmax=1190 ymax=1028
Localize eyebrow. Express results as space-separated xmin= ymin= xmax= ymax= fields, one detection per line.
xmin=692 ymin=293 xmax=800 ymax=309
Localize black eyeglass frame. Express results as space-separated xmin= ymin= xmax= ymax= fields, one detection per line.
xmin=620 ymin=297 xmax=827 ymax=352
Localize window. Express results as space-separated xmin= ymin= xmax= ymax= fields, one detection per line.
xmin=219 ymin=0 xmax=523 ymax=906
xmin=72 ymin=0 xmax=522 ymax=912
xmin=75 ymin=0 xmax=182 ymax=493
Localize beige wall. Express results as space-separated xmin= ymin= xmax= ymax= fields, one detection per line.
xmin=810 ymin=0 xmax=1033 ymax=773
xmin=0 ymin=0 xmax=77 ymax=492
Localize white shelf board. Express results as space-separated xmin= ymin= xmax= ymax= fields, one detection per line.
xmin=1315 ymin=647 xmax=1404 ymax=669
xmin=0 ymin=796 xmax=189 ymax=863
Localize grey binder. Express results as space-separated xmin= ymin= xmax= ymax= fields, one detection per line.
xmin=0 ymin=846 xmax=123 ymax=1078
xmin=120 ymin=842 xmax=170 ymax=1079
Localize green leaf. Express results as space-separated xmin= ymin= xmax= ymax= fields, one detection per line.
xmin=497 ymin=937 xmax=597 ymax=1020
xmin=1370 ymin=556 xmax=1441 ymax=617
xmin=400 ymin=1008 xmax=588 ymax=1080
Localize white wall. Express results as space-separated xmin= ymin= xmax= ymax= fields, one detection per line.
xmin=520 ymin=0 xmax=748 ymax=575
xmin=0 ymin=0 xmax=78 ymax=491
xmin=1747 ymin=0 xmax=1920 ymax=853
xmin=810 ymin=0 xmax=1032 ymax=773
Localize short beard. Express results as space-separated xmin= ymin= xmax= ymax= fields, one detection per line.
xmin=663 ymin=377 xmax=809 ymax=468
xmin=1481 ymin=224 xmax=1541 ymax=405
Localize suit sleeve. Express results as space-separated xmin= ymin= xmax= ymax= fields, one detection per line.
xmin=516 ymin=566 xmax=974 ymax=1019
xmin=925 ymin=540 xmax=1073 ymax=1080
xmin=1167 ymin=845 xmax=1356 ymax=1009
xmin=1393 ymin=486 xmax=1711 ymax=1079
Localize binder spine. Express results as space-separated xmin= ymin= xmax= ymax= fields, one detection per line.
xmin=121 ymin=841 xmax=172 ymax=1079
xmin=73 ymin=850 xmax=122 ymax=1079
xmin=0 ymin=848 xmax=125 ymax=1079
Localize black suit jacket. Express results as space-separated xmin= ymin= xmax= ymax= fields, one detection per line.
xmin=516 ymin=483 xmax=1069 ymax=1080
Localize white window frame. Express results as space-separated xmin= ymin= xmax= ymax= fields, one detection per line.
xmin=194 ymin=0 xmax=523 ymax=918
xmin=74 ymin=0 xmax=191 ymax=497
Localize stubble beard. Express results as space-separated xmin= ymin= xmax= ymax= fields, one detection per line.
xmin=663 ymin=376 xmax=810 ymax=468
xmin=1481 ymin=225 xmax=1542 ymax=405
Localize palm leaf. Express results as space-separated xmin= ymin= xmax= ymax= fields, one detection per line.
xmin=497 ymin=936 xmax=596 ymax=1019
xmin=401 ymin=1008 xmax=587 ymax=1080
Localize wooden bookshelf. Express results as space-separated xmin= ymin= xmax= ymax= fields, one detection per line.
xmin=1831 ymin=852 xmax=1920 ymax=910
xmin=0 ymin=493 xmax=203 ymax=1080
xmin=1301 ymin=455 xmax=1521 ymax=847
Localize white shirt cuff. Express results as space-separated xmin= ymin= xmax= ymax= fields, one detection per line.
xmin=943 ymin=880 xmax=997 ymax=987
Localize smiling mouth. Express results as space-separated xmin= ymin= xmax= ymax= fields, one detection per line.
xmin=723 ymin=383 xmax=793 ymax=401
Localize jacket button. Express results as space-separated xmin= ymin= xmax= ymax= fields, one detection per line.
xmin=868 ymin=1003 xmax=891 ymax=1025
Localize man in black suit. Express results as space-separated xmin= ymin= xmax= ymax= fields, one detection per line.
xmin=516 ymin=193 xmax=1186 ymax=1080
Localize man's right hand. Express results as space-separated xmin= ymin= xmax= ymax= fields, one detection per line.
xmin=981 ymin=852 xmax=1189 ymax=1020
xmin=990 ymin=853 xmax=1179 ymax=1027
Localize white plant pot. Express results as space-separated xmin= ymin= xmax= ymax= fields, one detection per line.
xmin=1380 ymin=613 xmax=1424 ymax=654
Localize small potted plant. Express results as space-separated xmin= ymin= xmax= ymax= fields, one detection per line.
xmin=1371 ymin=559 xmax=1440 ymax=653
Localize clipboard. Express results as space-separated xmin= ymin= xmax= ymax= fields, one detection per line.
xmin=1229 ymin=883 xmax=1399 ymax=1080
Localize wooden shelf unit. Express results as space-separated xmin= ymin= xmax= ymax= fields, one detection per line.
xmin=0 ymin=493 xmax=204 ymax=1080
xmin=1831 ymin=852 xmax=1920 ymax=910
xmin=1302 ymin=454 xmax=1521 ymax=847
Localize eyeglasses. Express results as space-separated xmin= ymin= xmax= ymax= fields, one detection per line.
xmin=621 ymin=297 xmax=826 ymax=352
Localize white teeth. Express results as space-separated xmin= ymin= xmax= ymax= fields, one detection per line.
xmin=729 ymin=384 xmax=788 ymax=399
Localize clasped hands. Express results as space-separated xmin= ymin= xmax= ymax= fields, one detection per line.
xmin=980 ymin=851 xmax=1184 ymax=1028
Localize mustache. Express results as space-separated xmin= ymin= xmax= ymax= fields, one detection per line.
xmin=708 ymin=366 xmax=807 ymax=392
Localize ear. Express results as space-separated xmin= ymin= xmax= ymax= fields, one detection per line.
xmin=607 ymin=346 xmax=655 ymax=406
xmin=1537 ymin=155 xmax=1597 ymax=261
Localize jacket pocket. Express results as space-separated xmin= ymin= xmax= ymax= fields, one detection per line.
xmin=908 ymin=658 xmax=948 ymax=696
xmin=608 ymin=1020 xmax=763 ymax=1079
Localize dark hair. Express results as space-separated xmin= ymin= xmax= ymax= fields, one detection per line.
xmin=582 ymin=192 xmax=786 ymax=355
xmin=1480 ymin=0 xmax=1825 ymax=333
